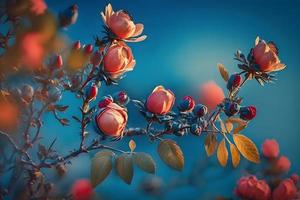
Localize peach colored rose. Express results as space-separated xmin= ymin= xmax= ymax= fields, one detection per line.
xmin=146 ymin=86 xmax=175 ymax=115
xmin=199 ymin=81 xmax=225 ymax=111
xmin=235 ymin=176 xmax=271 ymax=200
xmin=253 ymin=39 xmax=285 ymax=73
xmin=272 ymin=178 xmax=298 ymax=200
xmin=95 ymin=103 xmax=127 ymax=137
xmin=262 ymin=139 xmax=279 ymax=159
xmin=274 ymin=156 xmax=291 ymax=173
xmin=103 ymin=42 xmax=135 ymax=78
xmin=101 ymin=4 xmax=146 ymax=42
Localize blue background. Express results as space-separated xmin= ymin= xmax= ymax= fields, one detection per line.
xmin=43 ymin=0 xmax=300 ymax=199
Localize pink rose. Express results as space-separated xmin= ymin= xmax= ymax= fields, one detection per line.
xmin=253 ymin=39 xmax=285 ymax=73
xmin=95 ymin=103 xmax=128 ymax=138
xmin=262 ymin=139 xmax=280 ymax=159
xmin=101 ymin=4 xmax=146 ymax=42
xmin=199 ymin=81 xmax=225 ymax=111
xmin=103 ymin=42 xmax=135 ymax=78
xmin=272 ymin=178 xmax=298 ymax=200
xmin=146 ymin=86 xmax=175 ymax=115
xmin=274 ymin=156 xmax=291 ymax=173
xmin=235 ymin=176 xmax=271 ymax=200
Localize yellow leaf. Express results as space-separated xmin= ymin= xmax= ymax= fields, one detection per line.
xmin=220 ymin=120 xmax=233 ymax=134
xmin=115 ymin=154 xmax=133 ymax=184
xmin=230 ymin=143 xmax=240 ymax=168
xmin=90 ymin=150 xmax=114 ymax=187
xmin=225 ymin=121 xmax=233 ymax=133
xmin=217 ymin=63 xmax=229 ymax=82
xmin=217 ymin=139 xmax=228 ymax=167
xmin=157 ymin=140 xmax=184 ymax=171
xmin=134 ymin=152 xmax=156 ymax=174
xmin=233 ymin=124 xmax=247 ymax=134
xmin=205 ymin=134 xmax=218 ymax=156
xmin=233 ymin=134 xmax=260 ymax=164
xmin=227 ymin=117 xmax=247 ymax=126
xmin=129 ymin=139 xmax=136 ymax=152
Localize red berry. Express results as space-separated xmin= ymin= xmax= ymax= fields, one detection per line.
xmin=73 ymin=41 xmax=81 ymax=50
xmin=84 ymin=44 xmax=93 ymax=54
xmin=240 ymin=106 xmax=256 ymax=120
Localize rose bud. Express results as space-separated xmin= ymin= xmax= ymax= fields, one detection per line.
xmin=101 ymin=4 xmax=146 ymax=41
xmin=21 ymin=84 xmax=34 ymax=102
xmin=252 ymin=39 xmax=286 ymax=73
xmin=73 ymin=40 xmax=81 ymax=50
xmin=98 ymin=96 xmax=113 ymax=109
xmin=95 ymin=103 xmax=128 ymax=137
xmin=227 ymin=73 xmax=242 ymax=90
xmin=234 ymin=176 xmax=271 ymax=200
xmin=224 ymin=102 xmax=240 ymax=117
xmin=85 ymin=83 xmax=98 ymax=102
xmin=113 ymin=91 xmax=129 ymax=106
xmin=53 ymin=54 xmax=63 ymax=69
xmin=239 ymin=106 xmax=256 ymax=120
xmin=83 ymin=44 xmax=93 ymax=54
xmin=49 ymin=87 xmax=62 ymax=102
xmin=103 ymin=42 xmax=135 ymax=78
xmin=71 ymin=179 xmax=93 ymax=200
xmin=178 ymin=96 xmax=195 ymax=112
xmin=272 ymin=178 xmax=297 ymax=200
xmin=274 ymin=156 xmax=291 ymax=173
xmin=190 ymin=124 xmax=202 ymax=136
xmin=146 ymin=86 xmax=175 ymax=115
xmin=193 ymin=104 xmax=208 ymax=118
xmin=199 ymin=81 xmax=225 ymax=111
xmin=262 ymin=139 xmax=279 ymax=159
xmin=90 ymin=50 xmax=102 ymax=66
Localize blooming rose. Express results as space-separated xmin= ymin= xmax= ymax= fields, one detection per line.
xmin=262 ymin=139 xmax=280 ymax=159
xmin=103 ymin=42 xmax=135 ymax=78
xmin=235 ymin=176 xmax=271 ymax=200
xmin=253 ymin=39 xmax=285 ymax=73
xmin=101 ymin=4 xmax=146 ymax=42
xmin=199 ymin=81 xmax=225 ymax=111
xmin=274 ymin=156 xmax=291 ymax=173
xmin=71 ymin=179 xmax=93 ymax=200
xmin=95 ymin=103 xmax=128 ymax=137
xmin=272 ymin=178 xmax=298 ymax=200
xmin=146 ymin=86 xmax=175 ymax=115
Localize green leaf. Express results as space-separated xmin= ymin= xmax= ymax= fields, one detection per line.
xmin=115 ymin=154 xmax=134 ymax=184
xmin=133 ymin=152 xmax=156 ymax=174
xmin=157 ymin=140 xmax=184 ymax=171
xmin=90 ymin=150 xmax=114 ymax=187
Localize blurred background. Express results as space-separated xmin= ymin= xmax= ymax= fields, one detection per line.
xmin=11 ymin=0 xmax=300 ymax=199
